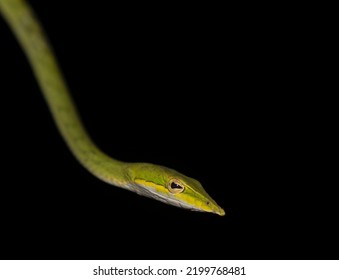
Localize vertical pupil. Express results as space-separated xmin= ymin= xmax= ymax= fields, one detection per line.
xmin=171 ymin=182 xmax=182 ymax=189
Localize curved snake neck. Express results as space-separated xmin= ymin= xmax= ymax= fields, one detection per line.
xmin=0 ymin=0 xmax=129 ymax=187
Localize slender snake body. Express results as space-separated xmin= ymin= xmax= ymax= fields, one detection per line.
xmin=0 ymin=0 xmax=224 ymax=216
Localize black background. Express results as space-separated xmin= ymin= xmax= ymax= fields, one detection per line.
xmin=0 ymin=0 xmax=337 ymax=260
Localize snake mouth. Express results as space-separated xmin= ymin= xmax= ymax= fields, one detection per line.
xmin=136 ymin=185 xmax=207 ymax=212
xmin=130 ymin=181 xmax=224 ymax=215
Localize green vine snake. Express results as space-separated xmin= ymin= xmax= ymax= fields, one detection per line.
xmin=0 ymin=0 xmax=225 ymax=216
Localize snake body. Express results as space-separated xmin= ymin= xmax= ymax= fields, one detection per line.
xmin=0 ymin=0 xmax=224 ymax=215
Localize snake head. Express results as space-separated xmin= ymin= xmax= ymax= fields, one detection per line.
xmin=128 ymin=163 xmax=225 ymax=216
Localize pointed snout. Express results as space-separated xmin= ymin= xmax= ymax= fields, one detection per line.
xmin=203 ymin=200 xmax=225 ymax=216
xmin=215 ymin=207 xmax=225 ymax=216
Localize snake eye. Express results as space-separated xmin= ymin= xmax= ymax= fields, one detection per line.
xmin=168 ymin=179 xmax=185 ymax=194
